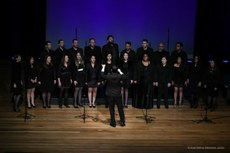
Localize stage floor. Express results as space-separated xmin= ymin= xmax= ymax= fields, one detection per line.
xmin=0 ymin=95 xmax=230 ymax=153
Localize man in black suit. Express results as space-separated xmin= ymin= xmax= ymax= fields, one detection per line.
xmin=102 ymin=35 xmax=119 ymax=65
xmin=67 ymin=39 xmax=83 ymax=67
xmin=136 ymin=39 xmax=154 ymax=63
xmin=170 ymin=42 xmax=188 ymax=65
xmin=84 ymin=38 xmax=102 ymax=64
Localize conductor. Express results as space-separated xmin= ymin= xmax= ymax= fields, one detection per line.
xmin=101 ymin=64 xmax=126 ymax=127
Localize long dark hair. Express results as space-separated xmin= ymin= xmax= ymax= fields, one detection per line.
xmin=43 ymin=55 xmax=53 ymax=68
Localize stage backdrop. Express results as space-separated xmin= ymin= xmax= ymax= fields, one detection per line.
xmin=46 ymin=0 xmax=196 ymax=57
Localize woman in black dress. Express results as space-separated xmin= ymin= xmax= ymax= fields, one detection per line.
xmin=73 ymin=52 xmax=86 ymax=108
xmin=58 ymin=55 xmax=72 ymax=108
xmin=38 ymin=55 xmax=56 ymax=108
xmin=203 ymin=59 xmax=221 ymax=111
xmin=10 ymin=54 xmax=23 ymax=112
xmin=155 ymin=56 xmax=172 ymax=109
xmin=187 ymin=55 xmax=203 ymax=108
xmin=172 ymin=56 xmax=188 ymax=107
xmin=119 ymin=52 xmax=133 ymax=108
xmin=132 ymin=53 xmax=156 ymax=109
xmin=24 ymin=56 xmax=39 ymax=108
xmin=86 ymin=55 xmax=101 ymax=108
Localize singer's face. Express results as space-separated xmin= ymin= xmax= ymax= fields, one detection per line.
xmin=123 ymin=53 xmax=128 ymax=60
xmin=209 ymin=60 xmax=215 ymax=68
xmin=91 ymin=56 xmax=96 ymax=63
xmin=108 ymin=37 xmax=114 ymax=43
xmin=194 ymin=56 xmax=199 ymax=63
xmin=161 ymin=57 xmax=167 ymax=64
xmin=64 ymin=55 xmax=69 ymax=63
xmin=76 ymin=53 xmax=81 ymax=60
xmin=159 ymin=43 xmax=164 ymax=50
xmin=73 ymin=40 xmax=79 ymax=47
xmin=107 ymin=54 xmax=112 ymax=61
xmin=47 ymin=43 xmax=52 ymax=49
xmin=90 ymin=39 xmax=95 ymax=47
xmin=59 ymin=41 xmax=64 ymax=47
xmin=30 ymin=57 xmax=34 ymax=64
xmin=142 ymin=41 xmax=148 ymax=48
xmin=47 ymin=56 xmax=51 ymax=64
xmin=125 ymin=44 xmax=131 ymax=50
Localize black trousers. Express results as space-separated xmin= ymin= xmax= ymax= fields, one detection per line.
xmin=107 ymin=96 xmax=125 ymax=124
xmin=157 ymin=83 xmax=169 ymax=107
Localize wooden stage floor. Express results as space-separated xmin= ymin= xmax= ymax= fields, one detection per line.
xmin=0 ymin=95 xmax=230 ymax=153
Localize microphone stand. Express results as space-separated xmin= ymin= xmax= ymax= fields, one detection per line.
xmin=17 ymin=90 xmax=36 ymax=122
xmin=193 ymin=99 xmax=215 ymax=124
xmin=75 ymin=86 xmax=93 ymax=123
xmin=136 ymin=86 xmax=155 ymax=124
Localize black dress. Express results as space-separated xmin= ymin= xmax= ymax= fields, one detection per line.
xmin=10 ymin=61 xmax=23 ymax=94
xmin=73 ymin=63 xmax=86 ymax=87
xmin=25 ymin=64 xmax=39 ymax=89
xmin=172 ymin=64 xmax=188 ymax=87
xmin=119 ymin=60 xmax=133 ymax=88
xmin=58 ymin=64 xmax=72 ymax=88
xmin=132 ymin=61 xmax=155 ymax=109
xmin=86 ymin=63 xmax=101 ymax=88
xmin=39 ymin=64 xmax=56 ymax=92
xmin=104 ymin=62 xmax=113 ymax=75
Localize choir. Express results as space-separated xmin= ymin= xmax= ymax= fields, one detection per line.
xmin=10 ymin=37 xmax=223 ymax=117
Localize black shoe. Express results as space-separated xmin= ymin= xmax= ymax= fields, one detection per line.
xmin=93 ymin=105 xmax=96 ymax=108
xmin=165 ymin=105 xmax=169 ymax=109
xmin=157 ymin=106 xmax=160 ymax=109
xmin=78 ymin=103 xmax=83 ymax=107
xmin=59 ymin=105 xmax=62 ymax=108
xmin=74 ymin=105 xmax=79 ymax=108
xmin=64 ymin=105 xmax=70 ymax=108
xmin=28 ymin=106 xmax=32 ymax=109
xmin=120 ymin=122 xmax=126 ymax=127
xmin=47 ymin=105 xmax=51 ymax=108
xmin=89 ymin=104 xmax=92 ymax=108
xmin=124 ymin=105 xmax=128 ymax=108
xmin=110 ymin=123 xmax=116 ymax=127
xmin=14 ymin=108 xmax=20 ymax=112
xmin=105 ymin=105 xmax=108 ymax=108
xmin=43 ymin=106 xmax=46 ymax=109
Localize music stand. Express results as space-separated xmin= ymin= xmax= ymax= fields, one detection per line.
xmin=136 ymin=108 xmax=155 ymax=124
xmin=193 ymin=100 xmax=215 ymax=124
xmin=75 ymin=87 xmax=95 ymax=123
xmin=17 ymin=92 xmax=36 ymax=122
xmin=136 ymin=93 xmax=155 ymax=124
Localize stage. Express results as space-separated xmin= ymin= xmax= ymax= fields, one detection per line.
xmin=0 ymin=94 xmax=230 ymax=153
